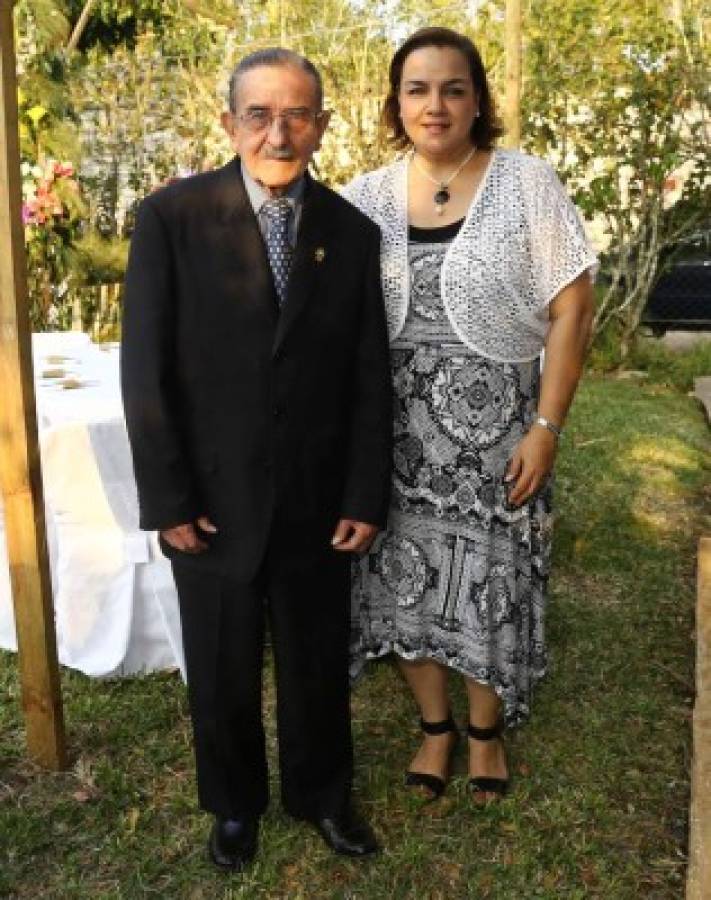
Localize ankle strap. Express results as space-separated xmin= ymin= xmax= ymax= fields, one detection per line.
xmin=467 ymin=721 xmax=503 ymax=741
xmin=420 ymin=715 xmax=457 ymax=735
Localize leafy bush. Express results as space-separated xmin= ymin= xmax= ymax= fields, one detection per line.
xmin=628 ymin=334 xmax=711 ymax=392
xmin=69 ymin=231 xmax=129 ymax=285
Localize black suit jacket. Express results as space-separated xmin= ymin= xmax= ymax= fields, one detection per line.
xmin=120 ymin=159 xmax=392 ymax=580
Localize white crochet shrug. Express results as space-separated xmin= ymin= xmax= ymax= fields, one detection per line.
xmin=342 ymin=149 xmax=597 ymax=363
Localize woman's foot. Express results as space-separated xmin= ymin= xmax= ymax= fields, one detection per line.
xmin=405 ymin=716 xmax=459 ymax=800
xmin=467 ymin=722 xmax=509 ymax=803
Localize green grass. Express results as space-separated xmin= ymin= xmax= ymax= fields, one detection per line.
xmin=1 ymin=374 xmax=709 ymax=899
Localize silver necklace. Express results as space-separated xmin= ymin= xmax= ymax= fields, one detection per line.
xmin=411 ymin=146 xmax=477 ymax=215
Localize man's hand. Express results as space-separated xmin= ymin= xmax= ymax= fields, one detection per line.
xmin=161 ymin=516 xmax=217 ymax=553
xmin=505 ymin=428 xmax=558 ymax=507
xmin=331 ymin=518 xmax=379 ymax=553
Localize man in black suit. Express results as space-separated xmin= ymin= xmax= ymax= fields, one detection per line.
xmin=121 ymin=48 xmax=392 ymax=871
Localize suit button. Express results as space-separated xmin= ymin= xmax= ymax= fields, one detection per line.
xmin=273 ymin=406 xmax=282 ymax=419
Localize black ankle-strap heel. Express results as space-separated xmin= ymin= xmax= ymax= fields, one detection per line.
xmin=404 ymin=715 xmax=459 ymax=801
xmin=467 ymin=721 xmax=509 ymax=800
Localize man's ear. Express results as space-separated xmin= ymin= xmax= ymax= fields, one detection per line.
xmin=220 ymin=111 xmax=235 ymax=136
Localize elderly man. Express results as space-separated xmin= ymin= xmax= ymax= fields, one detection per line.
xmin=121 ymin=48 xmax=392 ymax=870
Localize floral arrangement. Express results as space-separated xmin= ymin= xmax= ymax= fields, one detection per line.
xmin=22 ymin=160 xmax=82 ymax=227
xmin=21 ymin=159 xmax=86 ymax=330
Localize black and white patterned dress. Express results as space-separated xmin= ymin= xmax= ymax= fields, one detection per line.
xmin=351 ymin=220 xmax=553 ymax=726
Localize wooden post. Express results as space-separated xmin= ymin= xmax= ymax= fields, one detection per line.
xmin=0 ymin=3 xmax=66 ymax=769
xmin=504 ymin=0 xmax=522 ymax=148
xmin=688 ymin=536 xmax=711 ymax=899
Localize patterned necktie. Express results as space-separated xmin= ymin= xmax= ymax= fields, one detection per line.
xmin=262 ymin=198 xmax=293 ymax=306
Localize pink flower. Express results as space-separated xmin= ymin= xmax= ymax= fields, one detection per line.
xmin=23 ymin=189 xmax=65 ymax=224
xmin=53 ymin=161 xmax=74 ymax=178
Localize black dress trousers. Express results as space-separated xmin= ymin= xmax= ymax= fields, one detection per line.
xmin=171 ymin=513 xmax=353 ymax=821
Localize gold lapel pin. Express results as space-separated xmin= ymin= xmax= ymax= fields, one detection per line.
xmin=315 ymin=246 xmax=326 ymax=263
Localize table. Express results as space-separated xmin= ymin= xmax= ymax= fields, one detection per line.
xmin=0 ymin=332 xmax=185 ymax=679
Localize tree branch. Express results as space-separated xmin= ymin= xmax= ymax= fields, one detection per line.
xmin=66 ymin=0 xmax=95 ymax=55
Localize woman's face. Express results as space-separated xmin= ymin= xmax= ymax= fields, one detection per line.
xmin=397 ymin=45 xmax=478 ymax=161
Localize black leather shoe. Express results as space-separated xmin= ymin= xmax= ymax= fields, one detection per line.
xmin=208 ymin=817 xmax=259 ymax=871
xmin=306 ymin=808 xmax=380 ymax=857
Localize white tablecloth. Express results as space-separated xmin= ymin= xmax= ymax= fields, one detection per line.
xmin=0 ymin=332 xmax=185 ymax=679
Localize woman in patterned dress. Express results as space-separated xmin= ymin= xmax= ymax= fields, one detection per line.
xmin=343 ymin=27 xmax=597 ymax=802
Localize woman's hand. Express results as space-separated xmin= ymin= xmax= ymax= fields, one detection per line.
xmin=504 ymin=427 xmax=558 ymax=507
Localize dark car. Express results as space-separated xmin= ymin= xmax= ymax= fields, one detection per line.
xmin=642 ymin=229 xmax=711 ymax=334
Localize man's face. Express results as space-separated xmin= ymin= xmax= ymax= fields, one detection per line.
xmin=221 ymin=64 xmax=329 ymax=191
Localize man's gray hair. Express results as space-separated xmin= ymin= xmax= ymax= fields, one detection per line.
xmin=228 ymin=48 xmax=324 ymax=113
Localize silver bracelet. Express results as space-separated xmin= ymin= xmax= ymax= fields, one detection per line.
xmin=534 ymin=415 xmax=562 ymax=438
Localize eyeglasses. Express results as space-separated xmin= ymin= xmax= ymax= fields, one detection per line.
xmin=238 ymin=108 xmax=326 ymax=134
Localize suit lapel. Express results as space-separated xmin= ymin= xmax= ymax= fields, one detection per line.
xmin=272 ymin=176 xmax=331 ymax=357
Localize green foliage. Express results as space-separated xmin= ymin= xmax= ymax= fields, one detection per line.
xmin=523 ymin=0 xmax=709 ymax=354
xmin=15 ymin=1 xmax=78 ymax=163
xmin=14 ymin=1 xmax=86 ymax=326
xmin=64 ymin=0 xmax=170 ymax=50
xmin=69 ymin=231 xmax=129 ymax=285
xmin=15 ymin=0 xmax=71 ymax=52
xmin=585 ymin=317 xmax=625 ymax=372
xmin=587 ymin=321 xmax=711 ymax=393
xmin=627 ymin=334 xmax=711 ymax=392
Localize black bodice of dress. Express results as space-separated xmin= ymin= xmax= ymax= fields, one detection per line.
xmin=408 ymin=218 xmax=464 ymax=244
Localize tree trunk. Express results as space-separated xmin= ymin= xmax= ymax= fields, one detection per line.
xmin=504 ymin=0 xmax=522 ymax=148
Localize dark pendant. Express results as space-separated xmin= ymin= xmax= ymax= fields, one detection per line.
xmin=434 ymin=187 xmax=450 ymax=206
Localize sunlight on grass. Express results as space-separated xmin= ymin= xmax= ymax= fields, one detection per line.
xmin=631 ymin=503 xmax=681 ymax=536
xmin=619 ymin=438 xmax=706 ymax=535
xmin=624 ymin=439 xmax=701 ymax=476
